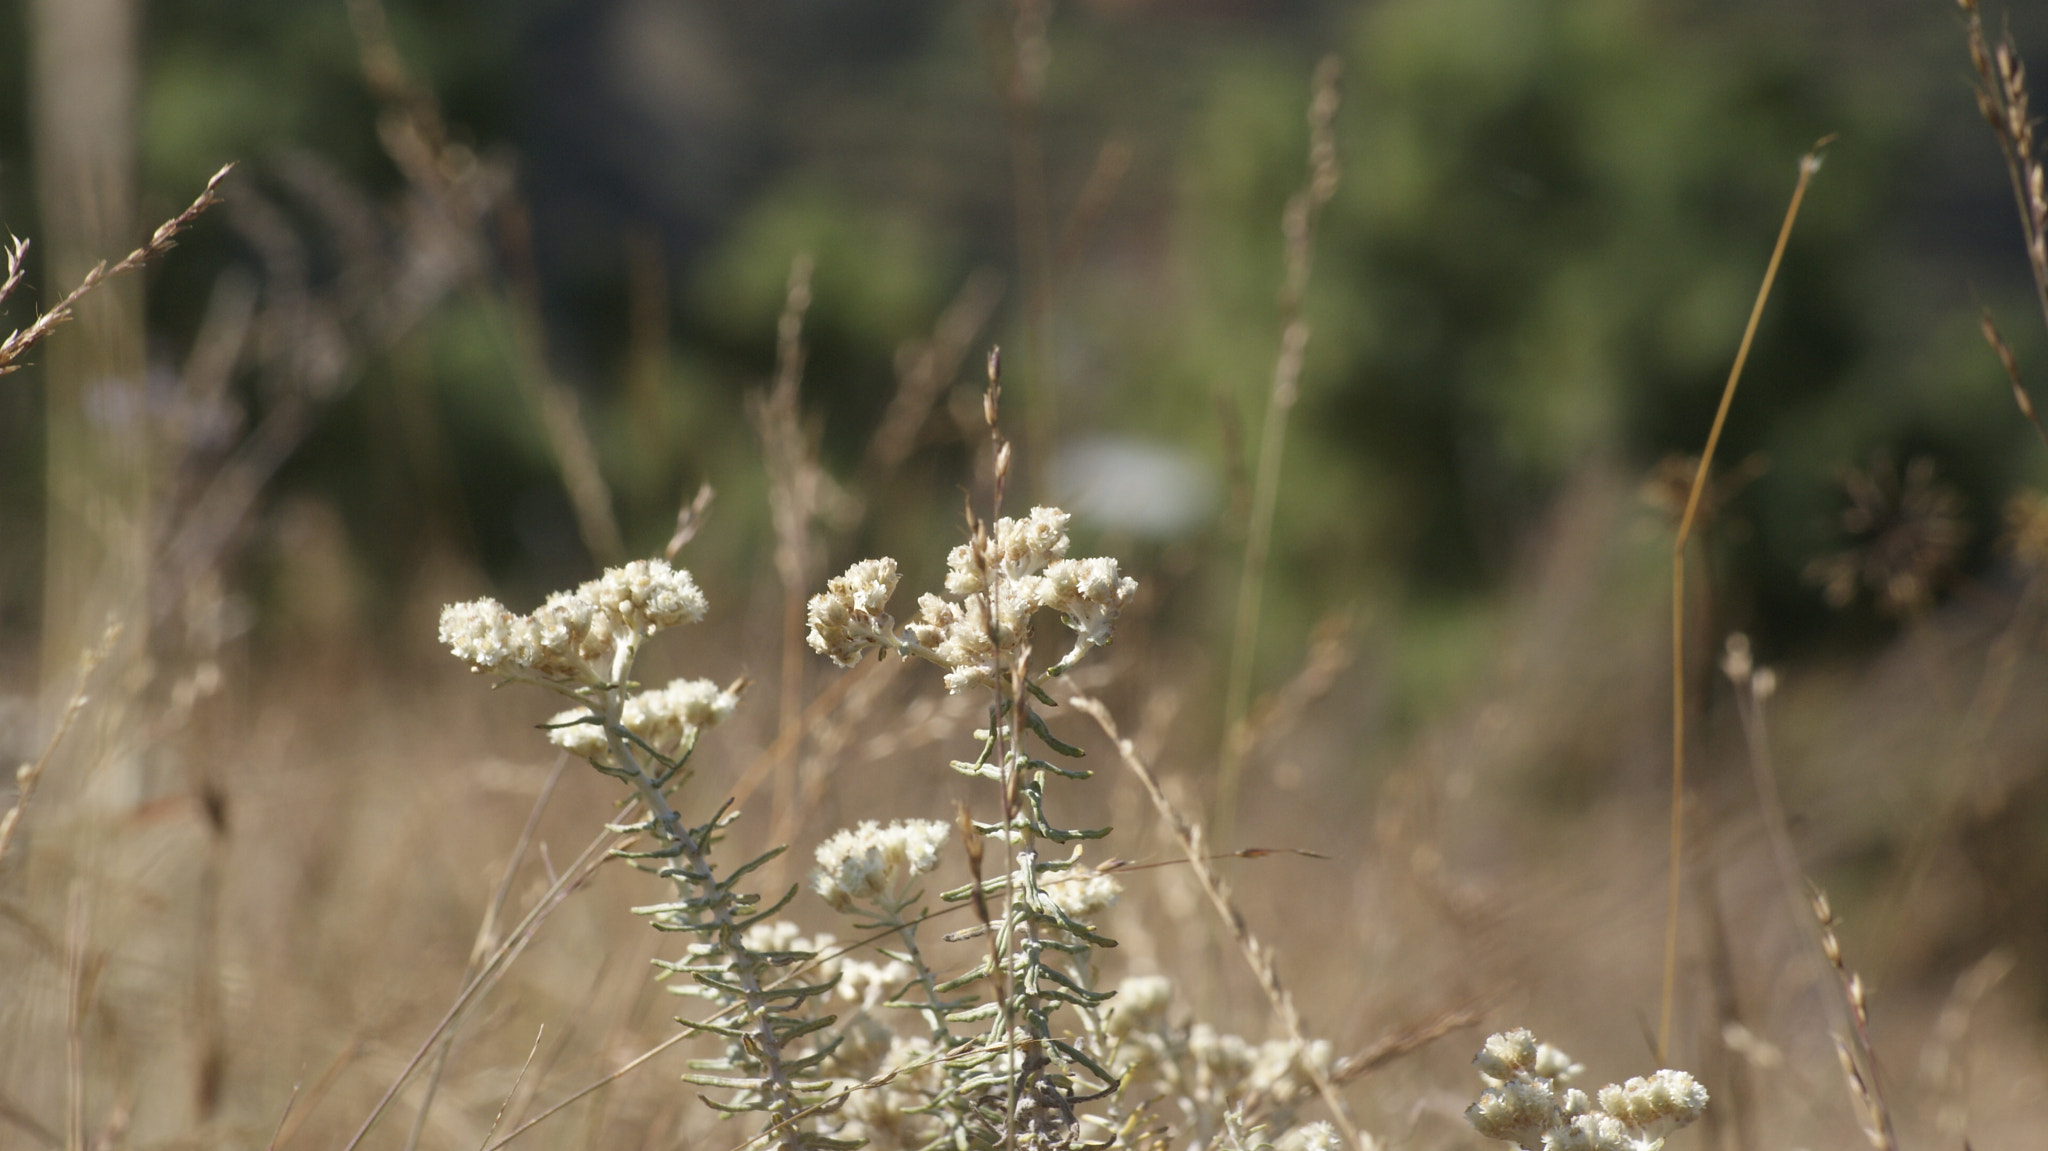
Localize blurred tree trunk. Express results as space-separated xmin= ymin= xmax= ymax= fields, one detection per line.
xmin=31 ymin=0 xmax=146 ymax=690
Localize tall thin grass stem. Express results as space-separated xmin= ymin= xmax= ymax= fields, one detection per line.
xmin=0 ymin=625 xmax=118 ymax=866
xmin=1661 ymin=140 xmax=1825 ymax=1062
xmin=399 ymin=756 xmax=567 ymax=1151
xmin=1216 ymin=56 xmax=1341 ymax=847
xmin=341 ymin=812 xmax=631 ymax=1151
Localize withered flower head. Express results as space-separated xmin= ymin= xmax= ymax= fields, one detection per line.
xmin=1805 ymin=453 xmax=1968 ymax=618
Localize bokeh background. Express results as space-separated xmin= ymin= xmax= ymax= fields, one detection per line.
xmin=4 ymin=0 xmax=2048 ymax=1148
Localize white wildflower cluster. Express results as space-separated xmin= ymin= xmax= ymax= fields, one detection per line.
xmin=1465 ymin=1029 xmax=1708 ymax=1151
xmin=726 ymin=921 xmax=838 ymax=978
xmin=1040 ymin=864 xmax=1123 ymax=921
xmin=836 ymin=956 xmax=916 ymax=1010
xmin=546 ymin=677 xmax=740 ymax=763
xmin=1275 ymin=1122 xmax=1346 ymax=1151
xmin=1098 ymin=972 xmax=1336 ymax=1145
xmin=1190 ymin=1026 xmax=1333 ymax=1110
xmin=811 ymin=818 xmax=952 ymax=912
xmin=806 ymin=506 xmax=1139 ymax=693
xmin=439 ymin=558 xmax=707 ymax=686
xmin=827 ymin=1033 xmax=950 ymax=1151
xmin=804 ymin=558 xmax=902 ymax=669
xmin=1104 ymin=973 xmax=1174 ymax=1039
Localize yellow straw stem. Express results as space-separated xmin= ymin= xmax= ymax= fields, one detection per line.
xmin=1660 ymin=139 xmax=1829 ymax=1062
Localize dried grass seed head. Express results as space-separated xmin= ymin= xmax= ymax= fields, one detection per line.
xmin=1805 ymin=454 xmax=1968 ymax=617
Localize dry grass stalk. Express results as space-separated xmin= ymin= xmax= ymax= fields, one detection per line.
xmin=1809 ymin=886 xmax=1898 ymax=1151
xmin=1330 ymin=1000 xmax=1488 ymax=1085
xmin=1961 ymin=0 xmax=2048 ymax=339
xmin=340 ymin=811 xmax=639 ymax=1151
xmin=346 ymin=0 xmax=625 ymax=565
xmin=1920 ymin=949 xmax=2012 ymax=1144
xmin=342 ymin=0 xmax=459 ymax=200
xmin=270 ymin=1037 xmax=363 ymax=1151
xmin=1216 ymin=54 xmax=1342 ymax=846
xmin=62 ymin=883 xmax=91 ymax=1151
xmin=497 ymin=202 xmax=627 ymax=564
xmin=1066 ymin=691 xmax=1368 ymax=1150
xmin=153 ymin=157 xmax=497 ymax=623
xmin=665 ymin=482 xmax=717 ymax=563
xmin=751 ymin=253 xmax=837 ymax=855
xmin=995 ymin=0 xmax=1055 ymax=458
xmin=0 ymin=1087 xmax=59 ymax=1150
xmin=1720 ymin=638 xmax=1811 ymax=945
xmin=478 ymin=1026 xmax=545 ymax=1151
xmin=1660 ymin=140 xmax=1826 ymax=1062
xmin=1231 ymin=609 xmax=1358 ymax=765
xmin=397 ymin=756 xmax=568 ymax=1151
xmin=1054 ymin=140 xmax=1133 ymax=275
xmin=864 ymin=268 xmax=1006 ymax=482
xmin=1977 ymin=309 xmax=2048 ymax=449
xmin=0 ymin=626 xmax=120 ymax=867
xmin=1869 ymin=481 xmax=2048 ymax=957
xmin=0 ymin=164 xmax=230 ymax=377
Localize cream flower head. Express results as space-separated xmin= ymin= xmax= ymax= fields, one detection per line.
xmin=442 ymin=558 xmax=707 ymax=687
xmin=546 ymin=677 xmax=741 ymax=764
xmin=809 ymin=506 xmax=1139 ymax=694
xmin=812 ymin=819 xmax=952 ymax=911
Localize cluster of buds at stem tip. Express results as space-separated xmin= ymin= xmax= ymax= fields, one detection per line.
xmin=805 ymin=506 xmax=1138 ymax=692
xmin=439 ymin=558 xmax=706 ymax=688
xmin=1465 ymin=1029 xmax=1707 ymax=1151
xmin=545 ymin=677 xmax=741 ymax=765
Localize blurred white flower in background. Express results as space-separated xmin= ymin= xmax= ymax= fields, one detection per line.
xmin=1053 ymin=436 xmax=1217 ymax=540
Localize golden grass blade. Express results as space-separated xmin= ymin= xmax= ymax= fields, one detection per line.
xmin=1660 ymin=139 xmax=1827 ymax=1062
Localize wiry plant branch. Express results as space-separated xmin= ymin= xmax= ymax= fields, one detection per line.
xmin=1066 ymin=691 xmax=1367 ymax=1149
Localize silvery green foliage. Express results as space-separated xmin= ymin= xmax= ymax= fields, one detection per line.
xmin=1464 ymin=1030 xmax=1708 ymax=1151
xmin=804 ymin=509 xmax=1353 ymax=1151
xmin=443 ymin=562 xmax=849 ymax=1151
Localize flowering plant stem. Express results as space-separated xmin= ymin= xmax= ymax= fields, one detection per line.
xmin=598 ymin=706 xmax=841 ymax=1151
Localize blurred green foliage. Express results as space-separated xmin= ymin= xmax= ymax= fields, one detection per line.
xmin=2 ymin=0 xmax=2045 ymax=713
